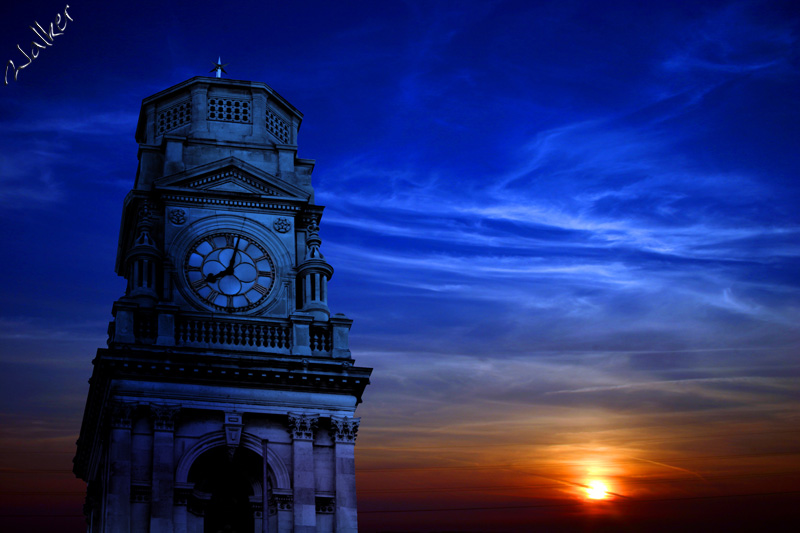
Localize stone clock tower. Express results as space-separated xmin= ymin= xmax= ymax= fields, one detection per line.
xmin=73 ymin=76 xmax=371 ymax=533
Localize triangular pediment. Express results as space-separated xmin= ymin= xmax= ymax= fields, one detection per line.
xmin=204 ymin=179 xmax=256 ymax=194
xmin=155 ymin=157 xmax=310 ymax=201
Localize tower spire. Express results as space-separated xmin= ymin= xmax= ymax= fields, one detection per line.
xmin=210 ymin=56 xmax=228 ymax=78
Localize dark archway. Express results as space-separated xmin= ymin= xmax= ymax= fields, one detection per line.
xmin=188 ymin=447 xmax=262 ymax=533
xmin=203 ymin=466 xmax=253 ymax=533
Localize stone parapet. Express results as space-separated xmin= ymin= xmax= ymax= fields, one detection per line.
xmin=108 ymin=307 xmax=354 ymax=358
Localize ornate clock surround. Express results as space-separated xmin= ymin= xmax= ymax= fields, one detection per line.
xmin=184 ymin=231 xmax=276 ymax=312
xmin=170 ymin=214 xmax=292 ymax=315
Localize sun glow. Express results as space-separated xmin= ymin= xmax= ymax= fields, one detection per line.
xmin=585 ymin=480 xmax=609 ymax=499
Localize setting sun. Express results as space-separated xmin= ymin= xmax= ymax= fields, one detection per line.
xmin=586 ymin=480 xmax=609 ymax=500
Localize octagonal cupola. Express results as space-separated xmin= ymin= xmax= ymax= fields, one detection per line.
xmin=133 ymin=76 xmax=315 ymax=195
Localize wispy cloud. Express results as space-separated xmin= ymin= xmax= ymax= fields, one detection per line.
xmin=660 ymin=2 xmax=797 ymax=76
xmin=0 ymin=154 xmax=62 ymax=207
xmin=1 ymin=111 xmax=138 ymax=135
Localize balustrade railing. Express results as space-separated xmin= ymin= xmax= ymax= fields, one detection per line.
xmin=134 ymin=313 xmax=157 ymax=344
xmin=111 ymin=304 xmax=347 ymax=357
xmin=176 ymin=316 xmax=292 ymax=352
xmin=310 ymin=326 xmax=332 ymax=352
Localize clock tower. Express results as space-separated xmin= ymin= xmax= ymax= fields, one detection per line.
xmin=73 ymin=76 xmax=371 ymax=533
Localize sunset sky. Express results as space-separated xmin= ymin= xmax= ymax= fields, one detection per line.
xmin=1 ymin=0 xmax=799 ymax=531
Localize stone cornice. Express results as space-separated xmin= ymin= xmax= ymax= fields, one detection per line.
xmin=94 ymin=347 xmax=370 ymax=397
xmin=159 ymin=192 xmax=304 ymax=212
xmin=73 ymin=346 xmax=370 ymax=481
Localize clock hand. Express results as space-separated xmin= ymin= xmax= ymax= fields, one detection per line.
xmin=228 ymin=235 xmax=240 ymax=271
xmin=204 ymin=236 xmax=240 ymax=283
xmin=205 ymin=271 xmax=223 ymax=283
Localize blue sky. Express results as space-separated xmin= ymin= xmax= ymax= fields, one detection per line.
xmin=1 ymin=0 xmax=799 ymax=530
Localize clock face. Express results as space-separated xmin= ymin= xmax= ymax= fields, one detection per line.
xmin=185 ymin=232 xmax=276 ymax=312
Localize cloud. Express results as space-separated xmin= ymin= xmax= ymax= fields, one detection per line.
xmin=0 ymin=154 xmax=62 ymax=207
xmin=660 ymin=2 xmax=797 ymax=76
xmin=0 ymin=316 xmax=108 ymax=344
xmin=357 ymin=350 xmax=800 ymax=445
xmin=320 ymin=101 xmax=798 ymax=273
xmin=1 ymin=110 xmax=138 ymax=135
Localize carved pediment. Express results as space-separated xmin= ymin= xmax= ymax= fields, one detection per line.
xmin=155 ymin=157 xmax=309 ymax=201
xmin=184 ymin=169 xmax=283 ymax=195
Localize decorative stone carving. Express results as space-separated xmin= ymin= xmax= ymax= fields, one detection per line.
xmin=301 ymin=212 xmax=320 ymax=230
xmin=224 ymin=412 xmax=243 ymax=448
xmin=273 ymin=217 xmax=291 ymax=233
xmin=273 ymin=493 xmax=293 ymax=511
xmin=168 ymin=209 xmax=186 ymax=225
xmin=134 ymin=201 xmax=156 ymax=247
xmin=266 ymin=108 xmax=290 ymax=143
xmin=174 ymin=487 xmax=192 ymax=506
xmin=316 ymin=496 xmax=335 ymax=514
xmin=109 ymin=401 xmax=135 ymax=429
xmin=329 ymin=416 xmax=360 ymax=444
xmin=207 ymin=97 xmax=251 ymax=124
xmin=150 ymin=404 xmax=180 ymax=432
xmin=158 ymin=98 xmax=191 ymax=135
xmin=287 ymin=413 xmax=318 ymax=441
xmin=186 ymin=169 xmax=281 ymax=196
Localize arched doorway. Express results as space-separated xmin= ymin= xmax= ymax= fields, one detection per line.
xmin=187 ymin=447 xmax=264 ymax=533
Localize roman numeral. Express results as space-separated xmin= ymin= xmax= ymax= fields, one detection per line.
xmin=187 ymin=265 xmax=201 ymax=272
xmin=253 ymin=284 xmax=268 ymax=296
xmin=207 ymin=290 xmax=220 ymax=301
xmin=253 ymin=255 xmax=268 ymax=262
xmin=258 ymin=270 xmax=274 ymax=278
xmin=225 ymin=234 xmax=235 ymax=246
xmin=226 ymin=296 xmax=234 ymax=308
xmin=192 ymin=278 xmax=206 ymax=289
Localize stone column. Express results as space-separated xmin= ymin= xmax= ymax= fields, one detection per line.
xmin=150 ymin=404 xmax=179 ymax=532
xmin=330 ymin=416 xmax=360 ymax=533
xmin=173 ymin=485 xmax=192 ymax=533
xmin=106 ymin=402 xmax=135 ymax=533
xmin=189 ymin=83 xmax=209 ymax=137
xmin=262 ymin=439 xmax=270 ymax=533
xmin=287 ymin=414 xmax=318 ymax=533
xmin=252 ymin=91 xmax=268 ymax=142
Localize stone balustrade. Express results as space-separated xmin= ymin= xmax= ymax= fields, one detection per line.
xmin=310 ymin=326 xmax=332 ymax=352
xmin=176 ymin=316 xmax=291 ymax=352
xmin=110 ymin=303 xmax=352 ymax=358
